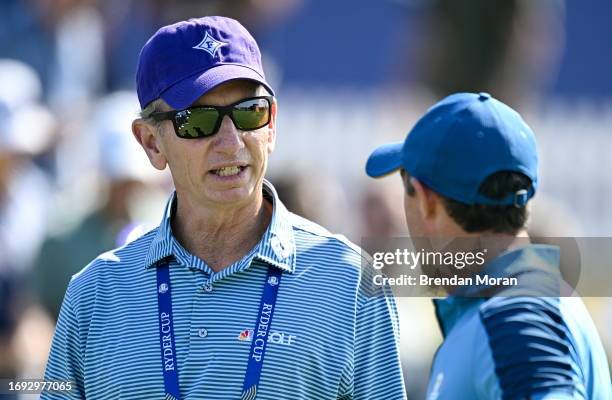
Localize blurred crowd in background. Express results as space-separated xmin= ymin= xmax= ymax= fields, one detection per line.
xmin=1 ymin=0 xmax=611 ymax=398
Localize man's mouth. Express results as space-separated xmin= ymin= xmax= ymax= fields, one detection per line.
xmin=211 ymin=165 xmax=247 ymax=177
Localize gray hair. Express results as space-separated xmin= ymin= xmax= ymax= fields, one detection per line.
xmin=139 ymin=98 xmax=166 ymax=119
xmin=139 ymin=98 xmax=167 ymax=134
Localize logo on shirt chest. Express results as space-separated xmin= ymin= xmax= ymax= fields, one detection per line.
xmin=158 ymin=283 xmax=169 ymax=294
xmin=237 ymin=328 xmax=296 ymax=346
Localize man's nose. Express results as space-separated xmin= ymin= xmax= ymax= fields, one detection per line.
xmin=212 ymin=115 xmax=244 ymax=154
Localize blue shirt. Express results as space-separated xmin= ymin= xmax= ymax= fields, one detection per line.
xmin=42 ymin=181 xmax=406 ymax=399
xmin=426 ymin=245 xmax=611 ymax=400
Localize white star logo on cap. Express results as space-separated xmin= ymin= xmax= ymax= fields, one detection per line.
xmin=193 ymin=32 xmax=227 ymax=57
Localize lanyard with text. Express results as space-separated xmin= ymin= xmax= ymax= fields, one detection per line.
xmin=155 ymin=259 xmax=283 ymax=400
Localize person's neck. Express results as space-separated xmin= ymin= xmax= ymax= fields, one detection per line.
xmin=171 ymin=191 xmax=273 ymax=273
xmin=475 ymin=229 xmax=531 ymax=263
xmin=439 ymin=229 xmax=531 ymax=295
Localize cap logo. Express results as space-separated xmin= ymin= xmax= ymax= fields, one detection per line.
xmin=193 ymin=32 xmax=226 ymax=57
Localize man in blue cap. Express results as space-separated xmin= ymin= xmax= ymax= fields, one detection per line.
xmin=366 ymin=92 xmax=611 ymax=399
xmin=42 ymin=17 xmax=406 ymax=399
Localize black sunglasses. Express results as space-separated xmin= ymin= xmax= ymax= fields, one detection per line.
xmin=149 ymin=96 xmax=273 ymax=139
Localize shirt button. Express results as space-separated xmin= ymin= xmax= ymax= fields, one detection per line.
xmin=198 ymin=328 xmax=208 ymax=338
xmin=202 ymin=282 xmax=213 ymax=292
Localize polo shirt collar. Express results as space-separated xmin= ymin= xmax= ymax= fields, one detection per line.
xmin=459 ymin=244 xmax=561 ymax=297
xmin=433 ymin=244 xmax=560 ymax=336
xmin=143 ymin=192 xmax=175 ymax=268
xmin=144 ymin=179 xmax=296 ymax=274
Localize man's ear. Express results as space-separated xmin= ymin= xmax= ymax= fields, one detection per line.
xmin=266 ymin=101 xmax=277 ymax=154
xmin=132 ymin=119 xmax=167 ymax=171
xmin=411 ymin=177 xmax=439 ymax=224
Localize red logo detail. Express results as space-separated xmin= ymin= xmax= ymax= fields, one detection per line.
xmin=238 ymin=329 xmax=253 ymax=341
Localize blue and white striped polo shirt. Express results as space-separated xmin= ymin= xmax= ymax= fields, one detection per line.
xmin=42 ymin=181 xmax=407 ymax=399
xmin=426 ymin=245 xmax=611 ymax=400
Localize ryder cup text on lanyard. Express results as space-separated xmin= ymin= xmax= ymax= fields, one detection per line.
xmin=156 ymin=258 xmax=282 ymax=400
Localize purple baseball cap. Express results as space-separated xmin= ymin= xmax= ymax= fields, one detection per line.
xmin=136 ymin=16 xmax=274 ymax=110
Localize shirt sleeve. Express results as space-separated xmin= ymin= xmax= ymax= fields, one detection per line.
xmin=351 ymin=288 xmax=407 ymax=400
xmin=40 ymin=287 xmax=85 ymax=399
xmin=475 ymin=297 xmax=587 ymax=400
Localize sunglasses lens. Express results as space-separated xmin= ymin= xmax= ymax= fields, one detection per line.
xmin=176 ymin=108 xmax=219 ymax=138
xmin=232 ymin=98 xmax=270 ymax=130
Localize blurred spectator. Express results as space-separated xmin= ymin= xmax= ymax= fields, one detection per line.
xmin=268 ymin=172 xmax=314 ymax=219
xmin=98 ymin=0 xmax=160 ymax=90
xmin=415 ymin=0 xmax=565 ymax=106
xmin=0 ymin=59 xmax=55 ymax=273
xmin=359 ymin=184 xmax=406 ymax=236
xmin=270 ymin=172 xmax=356 ymax=239
xmin=0 ymin=0 xmax=56 ymax=97
xmin=49 ymin=0 xmax=105 ymax=114
xmin=33 ymin=91 xmax=167 ymax=319
xmin=0 ymin=58 xmax=56 ymax=397
xmin=0 ymin=0 xmax=104 ymax=111
xmin=0 ymin=272 xmax=20 ymax=396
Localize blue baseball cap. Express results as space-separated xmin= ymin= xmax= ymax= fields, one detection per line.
xmin=136 ymin=16 xmax=274 ymax=110
xmin=365 ymin=92 xmax=538 ymax=206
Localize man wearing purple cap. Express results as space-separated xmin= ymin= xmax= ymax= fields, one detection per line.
xmin=42 ymin=17 xmax=407 ymax=400
xmin=365 ymin=93 xmax=610 ymax=399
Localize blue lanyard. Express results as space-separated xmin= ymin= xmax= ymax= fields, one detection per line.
xmin=155 ymin=259 xmax=282 ymax=400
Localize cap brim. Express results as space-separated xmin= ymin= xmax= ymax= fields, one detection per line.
xmin=160 ymin=64 xmax=275 ymax=109
xmin=365 ymin=142 xmax=404 ymax=177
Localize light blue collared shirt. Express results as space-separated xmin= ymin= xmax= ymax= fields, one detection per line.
xmin=427 ymin=245 xmax=611 ymax=400
xmin=42 ymin=181 xmax=407 ymax=399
